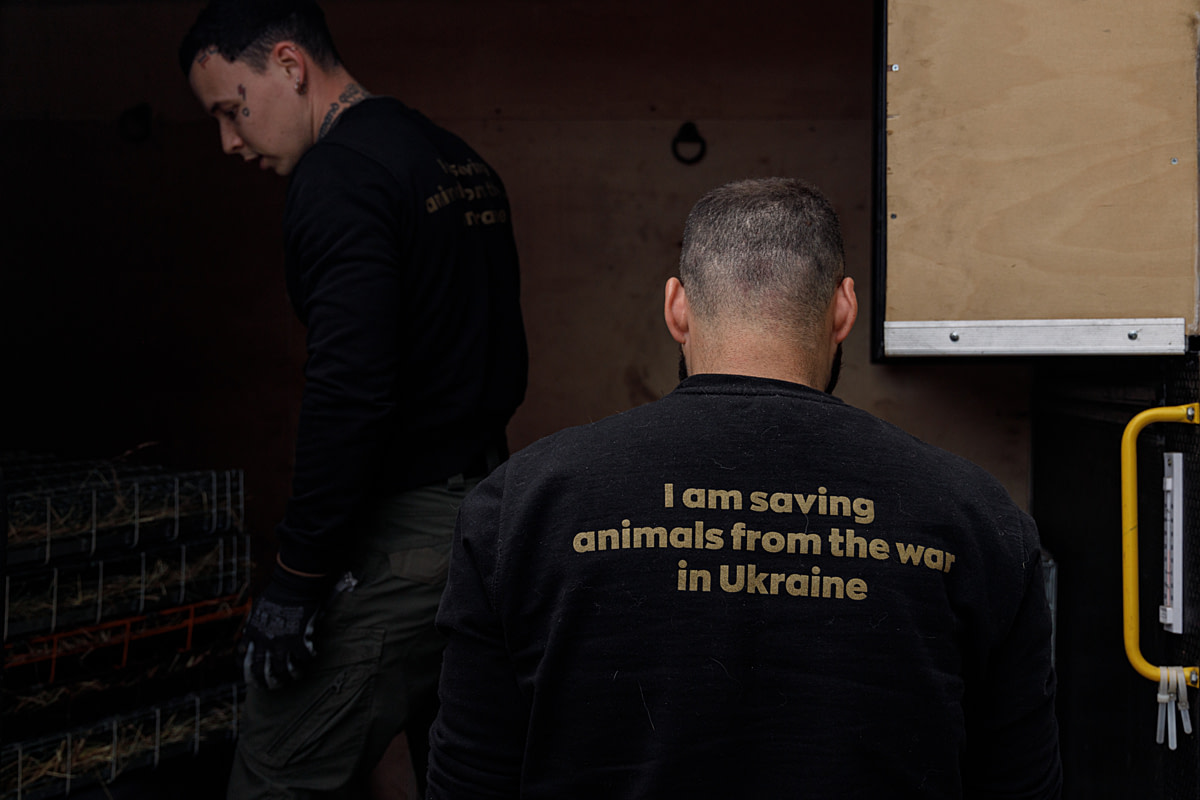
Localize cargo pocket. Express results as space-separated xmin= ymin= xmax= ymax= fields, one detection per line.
xmin=257 ymin=626 xmax=385 ymax=771
xmin=388 ymin=540 xmax=451 ymax=585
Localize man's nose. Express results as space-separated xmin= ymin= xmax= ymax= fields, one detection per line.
xmin=219 ymin=121 xmax=243 ymax=154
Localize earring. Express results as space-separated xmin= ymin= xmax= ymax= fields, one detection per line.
xmin=294 ymin=80 xmax=306 ymax=95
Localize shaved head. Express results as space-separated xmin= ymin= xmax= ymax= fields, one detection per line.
xmin=679 ymin=178 xmax=845 ymax=340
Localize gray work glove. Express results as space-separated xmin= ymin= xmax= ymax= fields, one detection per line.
xmin=241 ymin=564 xmax=329 ymax=690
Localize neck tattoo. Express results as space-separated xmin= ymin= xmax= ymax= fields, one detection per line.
xmin=317 ymin=83 xmax=372 ymax=139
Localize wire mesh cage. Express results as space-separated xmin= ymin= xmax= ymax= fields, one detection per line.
xmin=3 ymin=594 xmax=248 ymax=745
xmin=5 ymin=467 xmax=244 ymax=569
xmin=0 ymin=683 xmax=244 ymax=800
xmin=4 ymin=535 xmax=251 ymax=642
xmin=2 ymin=454 xmax=254 ymax=798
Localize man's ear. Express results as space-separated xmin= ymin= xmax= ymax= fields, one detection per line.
xmin=831 ymin=276 xmax=858 ymax=345
xmin=273 ymin=41 xmax=306 ymax=84
xmin=664 ymin=277 xmax=690 ymax=345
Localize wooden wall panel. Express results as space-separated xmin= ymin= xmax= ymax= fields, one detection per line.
xmin=454 ymin=119 xmax=875 ymax=443
xmin=884 ymin=0 xmax=1198 ymax=327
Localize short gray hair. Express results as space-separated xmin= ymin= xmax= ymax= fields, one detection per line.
xmin=679 ymin=178 xmax=845 ymax=335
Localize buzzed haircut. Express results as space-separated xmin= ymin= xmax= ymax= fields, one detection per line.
xmin=679 ymin=178 xmax=845 ymax=335
xmin=178 ymin=0 xmax=342 ymax=75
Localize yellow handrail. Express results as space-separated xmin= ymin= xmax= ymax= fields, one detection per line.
xmin=1120 ymin=403 xmax=1200 ymax=687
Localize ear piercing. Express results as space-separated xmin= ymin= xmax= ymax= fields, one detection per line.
xmin=295 ymin=80 xmax=307 ymax=95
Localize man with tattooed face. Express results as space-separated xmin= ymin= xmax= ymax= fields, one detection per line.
xmin=179 ymin=2 xmax=528 ymax=796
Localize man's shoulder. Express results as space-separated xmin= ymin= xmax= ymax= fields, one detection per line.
xmin=291 ymin=98 xmax=416 ymax=173
xmin=304 ymin=97 xmax=477 ymax=172
xmin=288 ymin=97 xmax=495 ymax=208
xmin=503 ymin=376 xmax=1014 ymax=509
xmin=499 ymin=378 xmax=867 ymax=472
xmin=322 ymin=96 xmax=422 ymax=143
xmin=507 ymin=400 xmax=660 ymax=464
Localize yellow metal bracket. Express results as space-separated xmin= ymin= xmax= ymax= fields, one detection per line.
xmin=1121 ymin=403 xmax=1200 ymax=687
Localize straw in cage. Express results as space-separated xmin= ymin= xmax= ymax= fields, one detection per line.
xmin=1 ymin=693 xmax=239 ymax=796
xmin=4 ymin=542 xmax=241 ymax=631
xmin=6 ymin=624 xmax=239 ymax=716
xmin=6 ymin=594 xmax=248 ymax=672
xmin=6 ymin=470 xmax=243 ymax=547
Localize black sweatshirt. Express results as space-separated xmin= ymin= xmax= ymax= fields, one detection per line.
xmin=276 ymin=97 xmax=527 ymax=575
xmin=429 ymin=375 xmax=1061 ymax=799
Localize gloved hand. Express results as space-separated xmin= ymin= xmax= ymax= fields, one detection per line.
xmin=242 ymin=563 xmax=330 ymax=690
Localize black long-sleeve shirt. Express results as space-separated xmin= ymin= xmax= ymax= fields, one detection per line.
xmin=429 ymin=375 xmax=1061 ymax=799
xmin=277 ymin=97 xmax=527 ymax=575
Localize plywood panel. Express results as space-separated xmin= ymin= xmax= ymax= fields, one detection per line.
xmin=885 ymin=0 xmax=1198 ymax=327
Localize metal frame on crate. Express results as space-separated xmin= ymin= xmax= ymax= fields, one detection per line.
xmin=4 ymin=593 xmax=251 ymax=684
xmin=5 ymin=468 xmax=245 ymax=569
xmin=4 ymin=534 xmax=252 ymax=643
xmin=2 ymin=456 xmax=253 ymax=800
xmin=1 ymin=682 xmax=245 ymax=800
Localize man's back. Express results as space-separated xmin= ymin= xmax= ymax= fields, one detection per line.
xmin=282 ymin=96 xmax=528 ymax=495
xmin=429 ymin=374 xmax=1060 ymax=799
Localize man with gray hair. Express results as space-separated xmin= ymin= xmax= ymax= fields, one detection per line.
xmin=427 ymin=178 xmax=1061 ymax=799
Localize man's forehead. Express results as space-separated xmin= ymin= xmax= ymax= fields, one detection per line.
xmin=190 ymin=44 xmax=249 ymax=80
xmin=190 ymin=51 xmax=247 ymax=91
xmin=194 ymin=44 xmax=221 ymax=69
xmin=189 ymin=60 xmax=241 ymax=112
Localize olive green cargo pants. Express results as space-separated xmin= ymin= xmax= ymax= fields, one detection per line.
xmin=227 ymin=478 xmax=477 ymax=799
